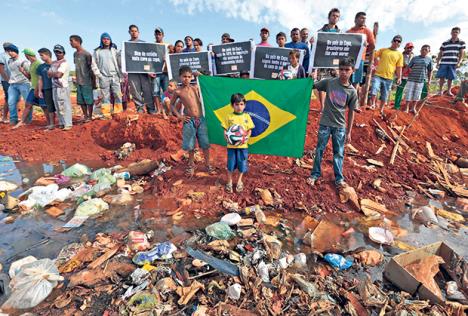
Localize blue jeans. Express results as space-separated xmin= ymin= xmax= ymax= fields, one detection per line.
xmin=153 ymin=73 xmax=169 ymax=98
xmin=311 ymin=125 xmax=346 ymax=184
xmin=8 ymin=82 xmax=31 ymax=124
xmin=370 ymin=75 xmax=393 ymax=102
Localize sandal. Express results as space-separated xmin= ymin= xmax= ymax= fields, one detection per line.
xmin=206 ymin=165 xmax=216 ymax=175
xmin=306 ymin=177 xmax=317 ymax=186
xmin=225 ymin=182 xmax=233 ymax=193
xmin=185 ymin=165 xmax=194 ymax=177
xmin=236 ymin=182 xmax=244 ymax=193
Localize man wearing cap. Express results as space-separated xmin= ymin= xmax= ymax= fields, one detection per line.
xmin=0 ymin=43 xmax=12 ymax=123
xmin=49 ymin=44 xmax=72 ymax=130
xmin=5 ymin=44 xmax=31 ymax=125
xmin=221 ymin=33 xmax=233 ymax=44
xmin=153 ymin=27 xmax=169 ymax=118
xmin=369 ymin=35 xmax=404 ymax=115
xmin=257 ymin=27 xmax=272 ymax=47
xmin=13 ymin=48 xmax=41 ymax=129
xmin=93 ymin=32 xmax=123 ymax=118
xmin=394 ymin=42 xmax=414 ymax=109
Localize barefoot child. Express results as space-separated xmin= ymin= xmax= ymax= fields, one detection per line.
xmin=222 ymin=93 xmax=254 ymax=193
xmin=163 ymin=79 xmax=178 ymax=115
xmin=170 ymin=65 xmax=213 ymax=176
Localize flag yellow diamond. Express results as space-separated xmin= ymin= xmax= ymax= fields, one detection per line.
xmin=214 ymin=90 xmax=296 ymax=145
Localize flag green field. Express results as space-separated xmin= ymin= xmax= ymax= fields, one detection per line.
xmin=199 ymin=76 xmax=313 ymax=158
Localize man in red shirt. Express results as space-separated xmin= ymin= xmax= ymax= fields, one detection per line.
xmin=347 ymin=12 xmax=375 ymax=96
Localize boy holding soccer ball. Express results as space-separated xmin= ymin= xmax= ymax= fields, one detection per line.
xmin=222 ymin=93 xmax=255 ymax=193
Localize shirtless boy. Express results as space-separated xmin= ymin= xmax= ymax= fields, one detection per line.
xmin=170 ymin=65 xmax=213 ymax=176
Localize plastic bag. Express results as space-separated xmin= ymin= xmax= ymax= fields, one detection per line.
xmin=220 ymin=213 xmax=242 ymax=226
xmin=18 ymin=184 xmax=72 ymax=211
xmin=205 ymin=222 xmax=235 ymax=240
xmin=324 ymin=253 xmax=353 ymax=270
xmin=91 ymin=168 xmax=116 ymax=192
xmin=133 ymin=242 xmax=177 ymax=265
xmin=2 ymin=258 xmax=64 ymax=309
xmin=61 ymin=163 xmax=91 ymax=178
xmin=75 ymin=198 xmax=109 ymax=217
xmin=9 ymin=256 xmax=37 ymax=278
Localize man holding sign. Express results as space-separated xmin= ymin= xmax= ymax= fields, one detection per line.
xmin=126 ymin=24 xmax=155 ymax=114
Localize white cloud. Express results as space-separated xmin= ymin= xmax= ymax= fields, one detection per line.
xmin=170 ymin=0 xmax=468 ymax=48
xmin=41 ymin=11 xmax=65 ymax=25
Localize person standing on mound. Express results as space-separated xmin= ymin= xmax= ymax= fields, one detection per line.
xmin=170 ymin=65 xmax=214 ymax=177
xmin=307 ymin=58 xmax=357 ymax=188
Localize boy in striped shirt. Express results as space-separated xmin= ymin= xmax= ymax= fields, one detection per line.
xmin=436 ymin=27 xmax=465 ymax=96
xmin=404 ymin=45 xmax=433 ymax=113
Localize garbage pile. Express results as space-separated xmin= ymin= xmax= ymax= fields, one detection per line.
xmin=1 ymin=201 xmax=466 ymax=315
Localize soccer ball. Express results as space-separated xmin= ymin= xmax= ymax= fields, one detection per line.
xmin=225 ymin=124 xmax=247 ymax=146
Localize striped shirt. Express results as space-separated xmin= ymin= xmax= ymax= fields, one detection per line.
xmin=408 ymin=55 xmax=433 ymax=83
xmin=440 ymin=38 xmax=465 ymax=65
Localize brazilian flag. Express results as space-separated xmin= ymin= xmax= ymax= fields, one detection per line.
xmin=199 ymin=76 xmax=313 ymax=158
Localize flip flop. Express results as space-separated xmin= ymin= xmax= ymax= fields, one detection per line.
xmin=185 ymin=165 xmax=194 ymax=177
xmin=206 ymin=165 xmax=216 ymax=175
xmin=236 ymin=182 xmax=244 ymax=193
xmin=225 ymin=182 xmax=233 ymax=193
xmin=306 ymin=177 xmax=317 ymax=186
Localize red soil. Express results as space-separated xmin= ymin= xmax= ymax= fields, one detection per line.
xmin=1 ymin=93 xmax=466 ymax=214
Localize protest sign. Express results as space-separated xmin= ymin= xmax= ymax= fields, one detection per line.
xmin=122 ymin=42 xmax=166 ymax=74
xmin=167 ymin=52 xmax=212 ymax=82
xmin=251 ymin=46 xmax=304 ymax=79
xmin=210 ymin=41 xmax=253 ymax=75
xmin=309 ymin=32 xmax=364 ymax=72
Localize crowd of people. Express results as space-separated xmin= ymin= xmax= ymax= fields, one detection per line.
xmin=0 ymin=8 xmax=466 ymax=190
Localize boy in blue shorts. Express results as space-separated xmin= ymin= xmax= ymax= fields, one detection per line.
xmin=170 ymin=65 xmax=213 ymax=176
xmin=222 ymin=93 xmax=255 ymax=193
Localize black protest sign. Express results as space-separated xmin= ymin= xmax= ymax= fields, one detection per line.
xmin=122 ymin=42 xmax=166 ymax=74
xmin=309 ymin=32 xmax=364 ymax=71
xmin=167 ymin=52 xmax=212 ymax=82
xmin=252 ymin=46 xmax=304 ymax=79
xmin=210 ymin=41 xmax=253 ymax=75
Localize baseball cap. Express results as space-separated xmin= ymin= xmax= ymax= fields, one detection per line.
xmin=405 ymin=42 xmax=414 ymax=48
xmin=221 ymin=33 xmax=231 ymax=38
xmin=260 ymin=27 xmax=270 ymax=33
xmin=154 ymin=26 xmax=164 ymax=34
xmin=4 ymin=44 xmax=18 ymax=54
xmin=392 ymin=35 xmax=403 ymax=42
xmin=3 ymin=42 xmax=12 ymax=49
xmin=53 ymin=44 xmax=65 ymax=53
xmin=22 ymin=48 xmax=36 ymax=57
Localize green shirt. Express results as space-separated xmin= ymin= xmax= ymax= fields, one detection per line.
xmin=29 ymin=60 xmax=42 ymax=89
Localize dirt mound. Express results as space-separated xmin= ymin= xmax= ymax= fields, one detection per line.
xmin=1 ymin=93 xmax=467 ymax=213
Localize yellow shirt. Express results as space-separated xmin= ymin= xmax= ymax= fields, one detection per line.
xmin=375 ymin=48 xmax=404 ymax=80
xmin=222 ymin=112 xmax=255 ymax=149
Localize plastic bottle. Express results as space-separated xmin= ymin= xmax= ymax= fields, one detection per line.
xmin=132 ymin=242 xmax=177 ymax=265
xmin=114 ymin=171 xmax=131 ymax=180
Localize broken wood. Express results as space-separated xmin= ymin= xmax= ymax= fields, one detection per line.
xmin=88 ymin=245 xmax=119 ymax=269
xmin=375 ymin=144 xmax=386 ymax=155
xmin=389 ymin=126 xmax=406 ymax=165
xmin=372 ymin=119 xmax=396 ymax=144
xmin=367 ymin=159 xmax=384 ymax=167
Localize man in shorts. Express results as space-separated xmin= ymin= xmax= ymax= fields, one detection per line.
xmin=436 ymin=27 xmax=465 ymax=96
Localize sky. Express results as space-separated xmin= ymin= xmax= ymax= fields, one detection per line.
xmin=2 ymin=0 xmax=468 ymax=60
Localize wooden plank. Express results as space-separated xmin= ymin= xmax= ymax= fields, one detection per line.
xmin=88 ymin=245 xmax=119 ymax=269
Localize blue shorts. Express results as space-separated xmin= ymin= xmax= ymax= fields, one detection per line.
xmin=436 ymin=64 xmax=457 ymax=80
xmin=26 ymin=89 xmax=45 ymax=107
xmin=370 ymin=75 xmax=393 ymax=102
xmin=227 ymin=148 xmax=248 ymax=173
xmin=182 ymin=117 xmax=210 ymax=151
xmin=76 ymin=85 xmax=94 ymax=105
xmin=351 ymin=60 xmax=364 ymax=84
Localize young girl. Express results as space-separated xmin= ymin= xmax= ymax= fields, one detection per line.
xmin=222 ymin=93 xmax=255 ymax=193
xmin=279 ymin=49 xmax=306 ymax=79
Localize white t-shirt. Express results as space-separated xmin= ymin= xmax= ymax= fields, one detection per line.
xmin=7 ymin=57 xmax=30 ymax=84
xmin=51 ymin=59 xmax=70 ymax=88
